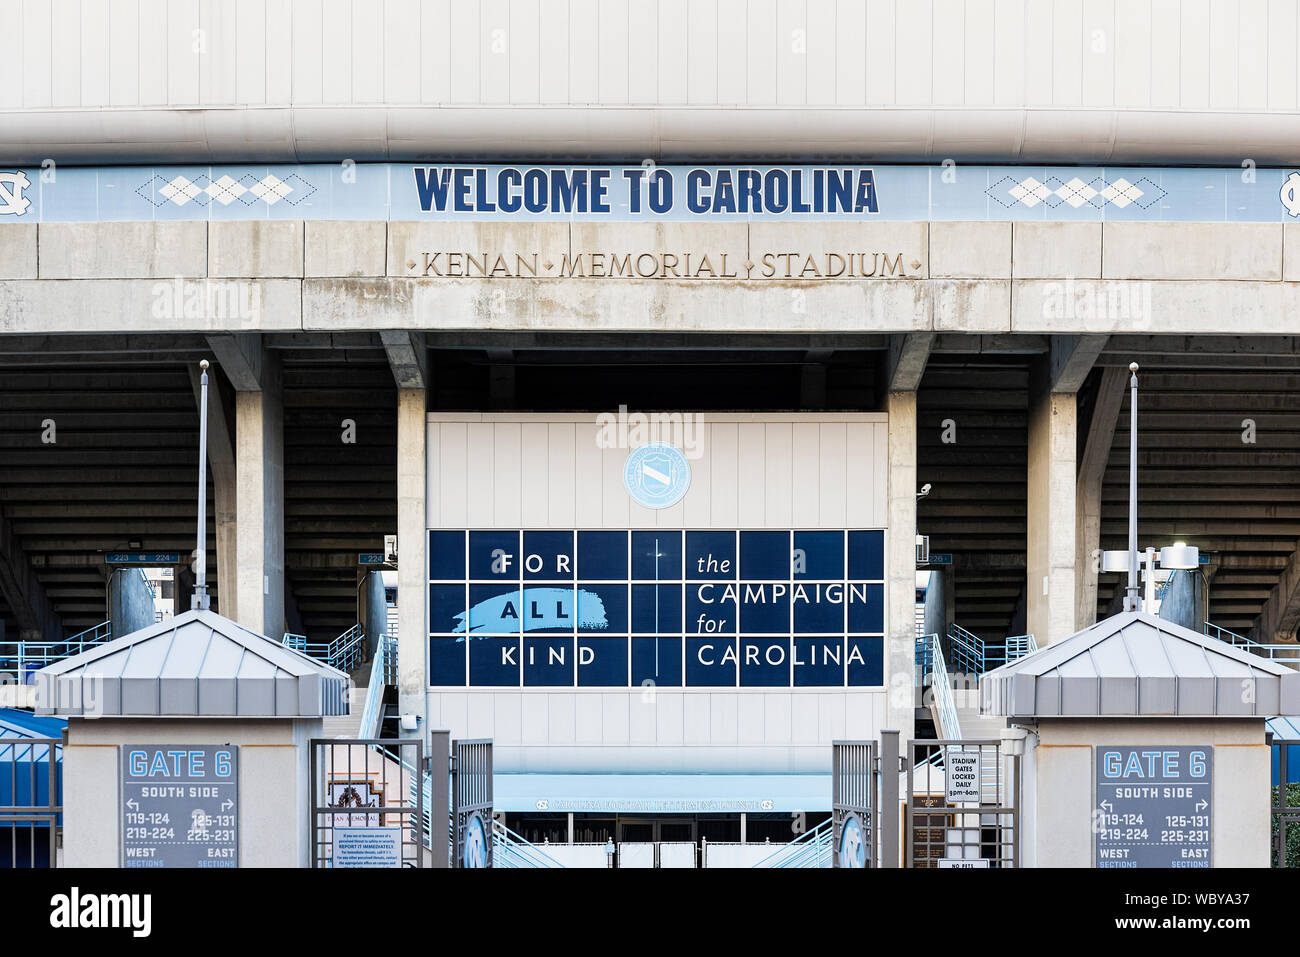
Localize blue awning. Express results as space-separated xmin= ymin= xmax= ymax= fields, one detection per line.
xmin=493 ymin=773 xmax=830 ymax=814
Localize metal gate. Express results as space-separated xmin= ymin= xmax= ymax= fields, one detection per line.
xmin=451 ymin=738 xmax=493 ymax=868
xmin=0 ymin=736 xmax=60 ymax=868
xmin=310 ymin=738 xmax=424 ymax=868
xmin=1270 ymin=731 xmax=1300 ymax=867
xmin=832 ymin=740 xmax=877 ymax=868
xmin=905 ymin=739 xmax=1019 ymax=868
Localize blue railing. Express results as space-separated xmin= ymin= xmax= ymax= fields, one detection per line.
xmin=283 ymin=624 xmax=367 ymax=673
xmin=943 ymin=625 xmax=1036 ymax=678
xmin=1204 ymin=622 xmax=1300 ymax=668
xmin=752 ymin=818 xmax=833 ymax=868
xmin=916 ymin=633 xmax=962 ymax=740
xmin=492 ymin=819 xmax=565 ymax=868
xmin=0 ymin=621 xmax=112 ymax=684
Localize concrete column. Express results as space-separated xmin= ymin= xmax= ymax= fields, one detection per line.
xmin=886 ymin=391 xmax=917 ymax=740
xmin=108 ymin=569 xmax=155 ymax=636
xmin=396 ymin=388 xmax=428 ymax=731
xmin=234 ymin=361 xmax=285 ymax=639
xmin=1027 ymin=367 xmax=1078 ymax=646
xmin=359 ymin=570 xmax=387 ymax=660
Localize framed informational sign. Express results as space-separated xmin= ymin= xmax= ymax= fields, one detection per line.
xmin=333 ymin=827 xmax=403 ymax=869
xmin=428 ymin=529 xmax=886 ymax=689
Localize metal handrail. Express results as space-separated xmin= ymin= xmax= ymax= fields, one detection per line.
xmin=1204 ymin=621 xmax=1300 ymax=668
xmin=751 ymin=818 xmax=833 ymax=868
xmin=283 ymin=624 xmax=367 ymax=673
xmin=922 ymin=634 xmax=962 ymax=740
xmin=0 ymin=620 xmax=113 ymax=683
xmin=492 ymin=818 xmax=565 ymax=868
xmin=947 ymin=623 xmax=985 ymax=676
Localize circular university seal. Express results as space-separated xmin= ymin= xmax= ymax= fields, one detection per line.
xmin=623 ymin=442 xmax=692 ymax=509
xmin=839 ymin=812 xmax=867 ymax=868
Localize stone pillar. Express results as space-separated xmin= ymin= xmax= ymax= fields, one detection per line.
xmin=235 ymin=361 xmax=285 ymax=639
xmin=1027 ymin=367 xmax=1078 ymax=645
xmin=396 ymin=388 xmax=428 ymax=731
xmin=886 ymin=391 xmax=917 ymax=740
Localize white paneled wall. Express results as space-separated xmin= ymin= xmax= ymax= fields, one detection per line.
xmin=425 ymin=412 xmax=889 ymax=773
xmin=4 ymin=0 xmax=1300 ymax=112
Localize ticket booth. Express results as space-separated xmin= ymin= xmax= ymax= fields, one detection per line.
xmin=34 ymin=609 xmax=350 ymax=867
xmin=980 ymin=610 xmax=1299 ymax=868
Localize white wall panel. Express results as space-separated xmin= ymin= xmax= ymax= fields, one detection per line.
xmin=425 ymin=412 xmax=888 ymax=773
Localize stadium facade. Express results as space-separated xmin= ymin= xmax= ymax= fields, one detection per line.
xmin=3 ymin=1 xmax=1300 ymax=847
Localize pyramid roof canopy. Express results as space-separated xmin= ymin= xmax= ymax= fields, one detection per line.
xmin=980 ymin=610 xmax=1300 ymax=718
xmin=34 ymin=609 xmax=350 ymax=718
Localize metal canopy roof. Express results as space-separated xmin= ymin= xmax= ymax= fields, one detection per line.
xmin=980 ymin=610 xmax=1300 ymax=719
xmin=34 ymin=609 xmax=350 ymax=719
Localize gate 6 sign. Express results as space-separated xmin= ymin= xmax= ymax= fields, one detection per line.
xmin=1094 ymin=746 xmax=1212 ymax=869
xmin=120 ymin=745 xmax=239 ymax=868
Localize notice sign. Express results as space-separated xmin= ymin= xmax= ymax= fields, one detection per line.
xmin=1095 ymin=746 xmax=1212 ymax=869
xmin=333 ymin=827 xmax=404 ymax=868
xmin=120 ymin=745 xmax=238 ymax=868
xmin=945 ymin=752 xmax=982 ymax=804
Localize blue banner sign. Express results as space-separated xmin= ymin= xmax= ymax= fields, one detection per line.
xmin=428 ymin=529 xmax=885 ymax=689
xmin=106 ymin=552 xmax=181 ymax=565
xmin=2 ymin=164 xmax=1298 ymax=223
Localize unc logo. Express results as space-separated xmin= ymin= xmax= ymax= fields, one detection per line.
xmin=623 ymin=442 xmax=691 ymax=509
xmin=462 ymin=810 xmax=489 ymax=868
xmin=1281 ymin=171 xmax=1300 ymax=218
xmin=839 ymin=812 xmax=867 ymax=868
xmin=0 ymin=171 xmax=31 ymax=216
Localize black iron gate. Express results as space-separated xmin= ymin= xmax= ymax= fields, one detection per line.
xmin=451 ymin=738 xmax=492 ymax=868
xmin=905 ymin=739 xmax=1018 ymax=868
xmin=0 ymin=736 xmax=60 ymax=868
xmin=310 ymin=738 xmax=424 ymax=868
xmin=831 ymin=740 xmax=876 ymax=868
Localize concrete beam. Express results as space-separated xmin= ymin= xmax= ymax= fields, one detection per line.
xmin=886 ymin=332 xmax=934 ymax=391
xmin=380 ymin=331 xmax=428 ymax=389
xmin=1074 ymin=366 xmax=1127 ymax=629
xmin=0 ymin=504 xmax=63 ymax=642
xmin=1050 ymin=334 xmax=1110 ymax=393
xmin=206 ymin=333 xmax=266 ymax=391
xmin=1249 ymin=542 xmax=1300 ymax=642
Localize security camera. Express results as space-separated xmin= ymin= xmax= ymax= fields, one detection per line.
xmin=917 ymin=483 xmax=932 ymax=499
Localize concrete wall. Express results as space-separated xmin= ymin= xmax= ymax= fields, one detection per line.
xmin=1025 ymin=717 xmax=1270 ymax=869
xmin=4 ymin=1 xmax=1300 ymax=163
xmin=1157 ymin=568 xmax=1200 ymax=632
xmin=63 ymin=717 xmax=321 ymax=868
xmin=8 ymin=219 xmax=1300 ymax=337
xmin=422 ymin=412 xmax=891 ymax=773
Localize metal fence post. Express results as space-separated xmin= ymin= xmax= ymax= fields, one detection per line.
xmin=879 ymin=729 xmax=900 ymax=868
xmin=428 ymin=730 xmax=450 ymax=868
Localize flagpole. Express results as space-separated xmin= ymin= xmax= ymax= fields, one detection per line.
xmin=193 ymin=359 xmax=211 ymax=611
xmin=1125 ymin=362 xmax=1139 ymax=613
